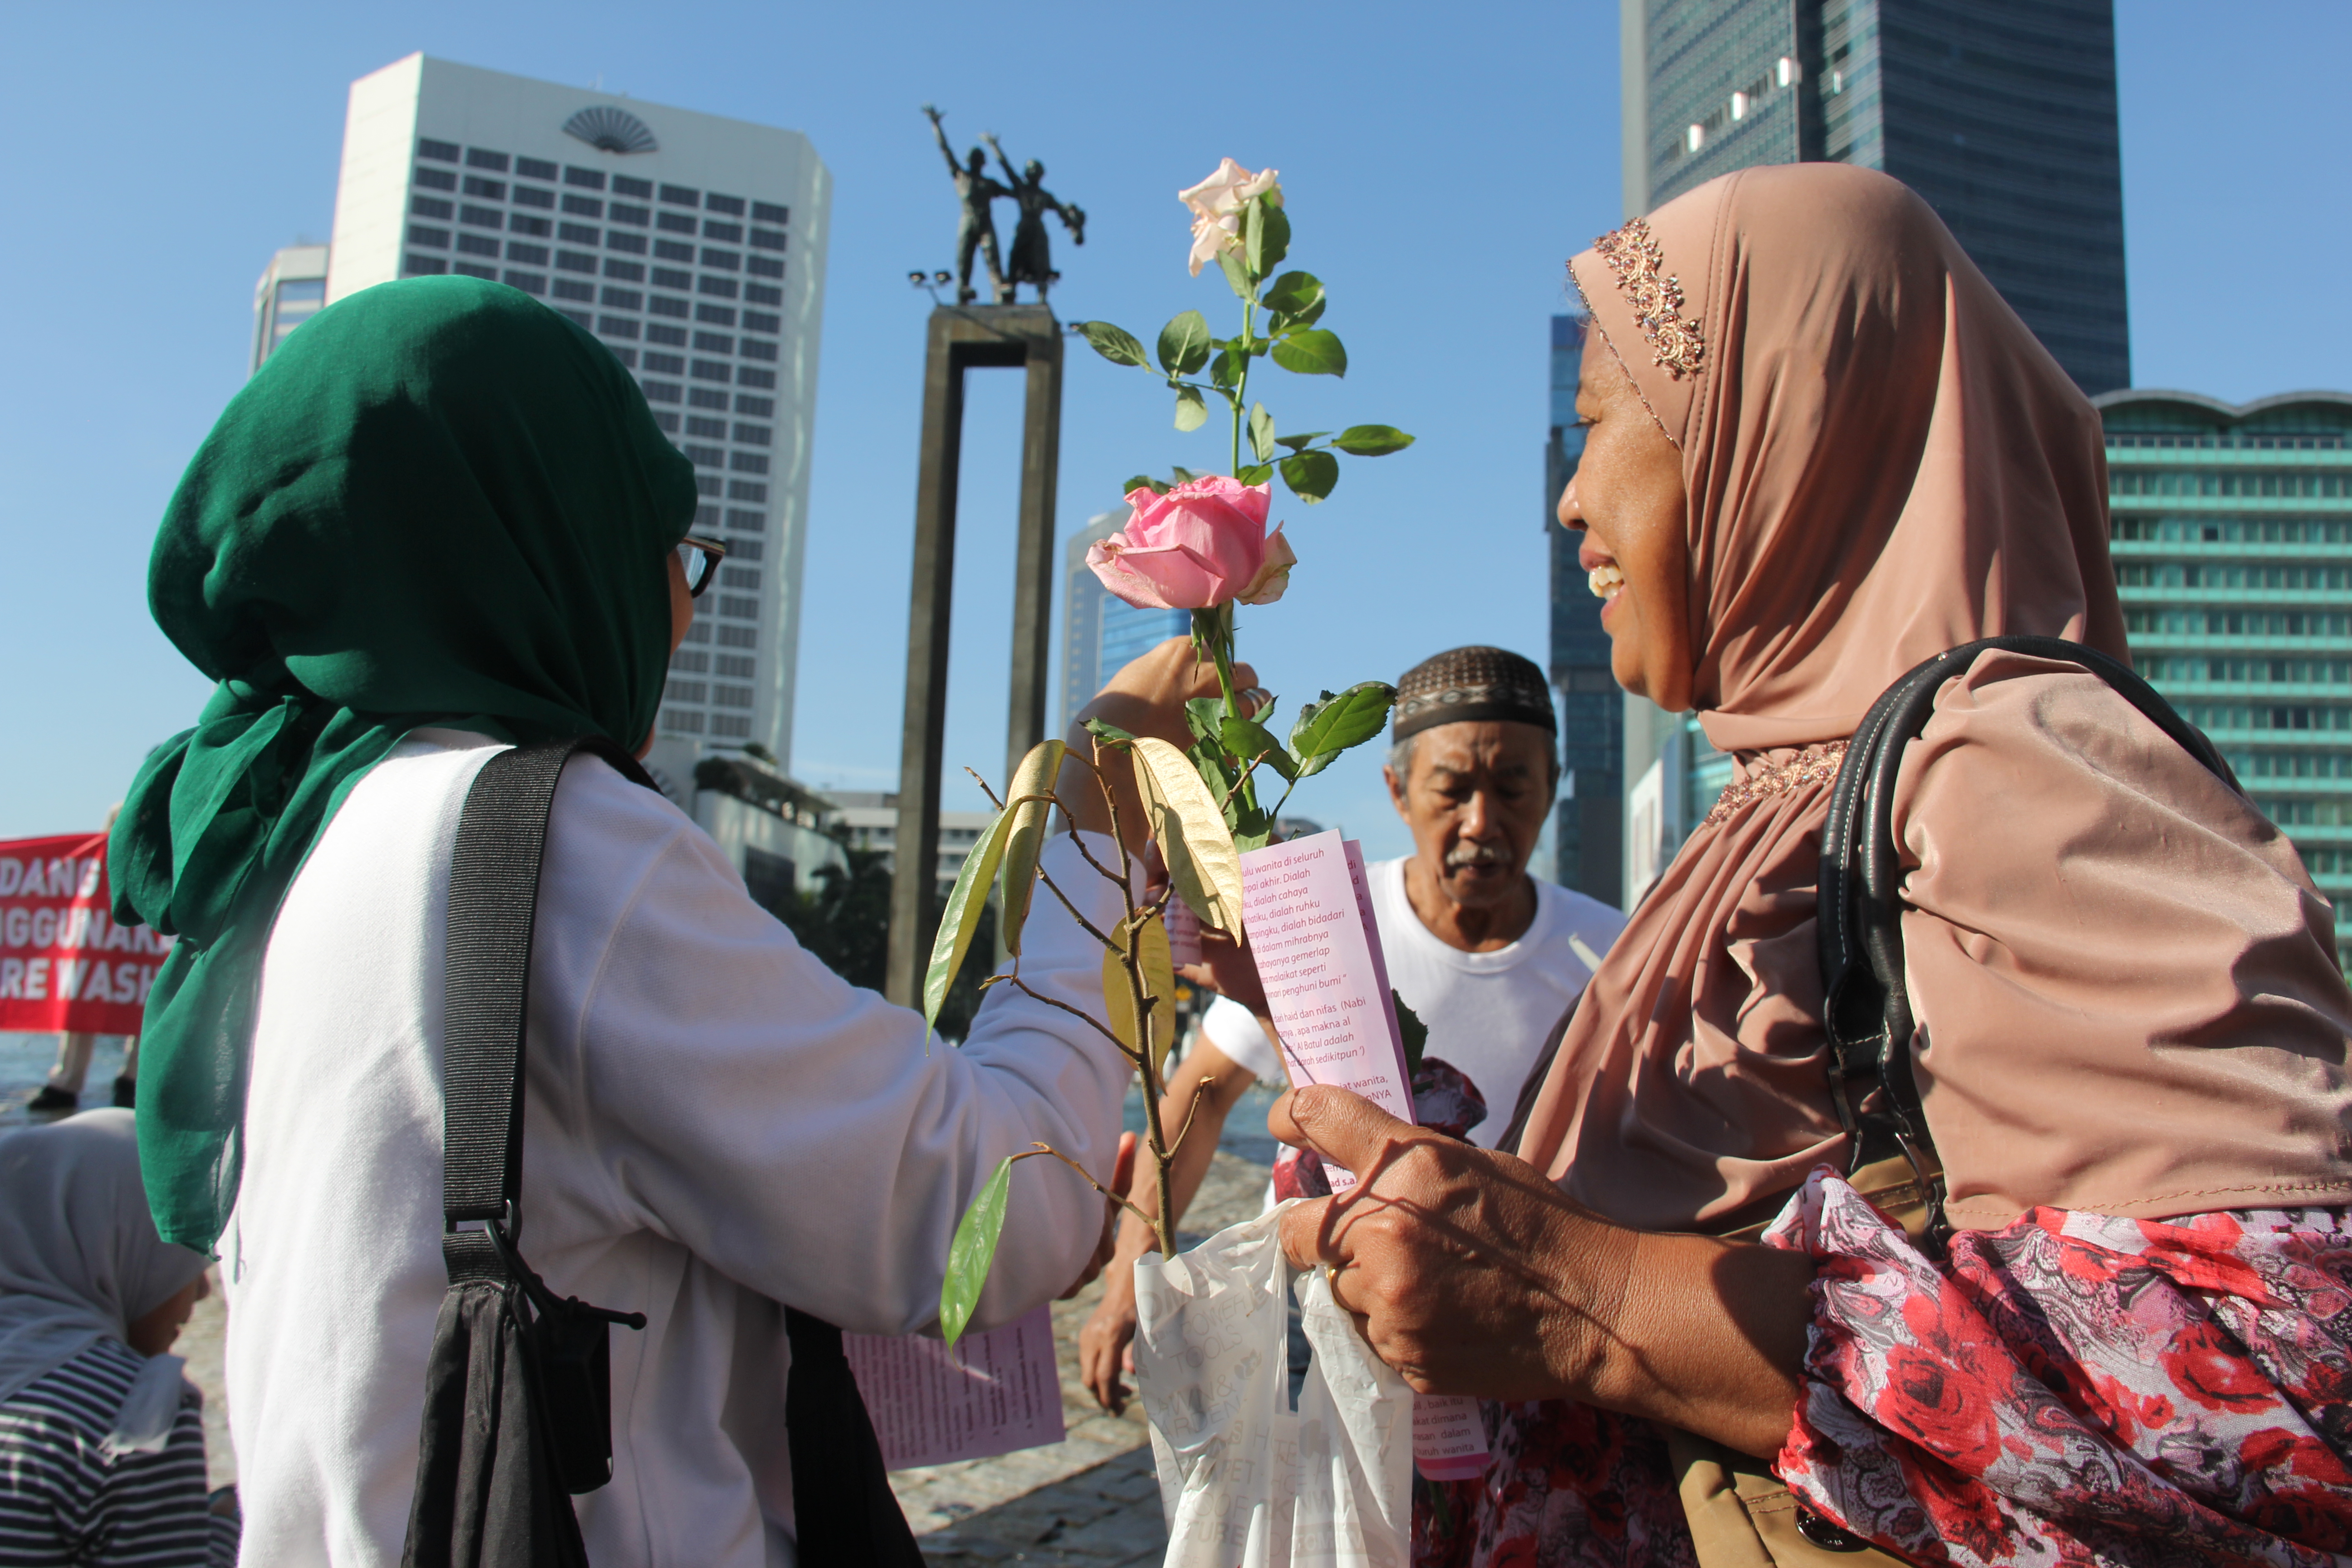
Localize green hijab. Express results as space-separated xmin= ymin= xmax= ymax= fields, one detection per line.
xmin=110 ymin=276 xmax=699 ymax=1250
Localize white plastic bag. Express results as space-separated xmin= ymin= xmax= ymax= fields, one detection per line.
xmin=1134 ymin=1201 xmax=1413 ymax=1568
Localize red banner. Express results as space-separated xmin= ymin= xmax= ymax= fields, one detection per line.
xmin=0 ymin=833 xmax=171 ymax=1035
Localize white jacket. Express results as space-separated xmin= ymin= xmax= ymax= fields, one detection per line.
xmin=222 ymin=730 xmax=1131 ymax=1566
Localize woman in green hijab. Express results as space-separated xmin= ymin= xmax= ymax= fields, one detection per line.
xmin=110 ymin=277 xmax=1209 ymax=1563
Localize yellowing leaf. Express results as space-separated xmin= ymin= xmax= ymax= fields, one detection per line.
xmin=998 ymin=739 xmax=1067 ymax=957
xmin=923 ymin=806 xmax=1013 ymax=1036
xmin=1101 ymin=914 xmax=1177 ymax=1076
xmin=1131 ymin=736 xmax=1245 ymax=933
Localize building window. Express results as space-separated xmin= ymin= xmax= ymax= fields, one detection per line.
xmin=725 ymin=506 xmax=765 ymax=531
xmin=752 ymin=201 xmax=788 ymax=225
xmin=554 ymin=278 xmax=594 ymax=302
xmin=466 ymin=148 xmax=511 ymax=172
xmin=718 ymin=595 xmax=760 ymax=620
xmin=412 ymin=196 xmax=454 ymax=219
xmin=740 ymin=338 xmax=778 ymax=362
xmin=687 ymin=415 xmax=726 ymax=438
xmin=704 ymin=221 xmax=744 ymax=243
xmin=641 ymin=380 xmax=681 ymax=402
xmin=613 ymin=175 xmax=653 ymax=198
xmin=671 ymin=648 xmax=710 ymax=673
xmin=742 ymin=311 xmax=780 ymax=334
xmin=696 ymin=475 xmax=722 ymax=496
xmin=719 ymin=566 xmax=761 ymax=590
xmin=696 ymin=304 xmax=737 ymax=327
xmin=691 ymin=360 xmax=732 ymax=382
xmin=512 ymin=185 xmax=555 ymax=210
xmin=511 ymin=215 xmax=553 ymax=238
xmin=506 ymin=243 xmax=550 ymax=266
xmin=414 ymin=166 xmax=458 ymax=191
xmin=730 ymin=452 xmax=770 ymax=475
xmin=736 ymin=368 xmax=777 ymax=390
xmin=706 ymin=193 xmax=747 ymax=217
xmin=748 ymin=256 xmax=785 ymax=280
xmin=689 ymin=388 xmax=729 ymax=411
xmin=746 ymin=283 xmax=784 ymax=306
xmin=699 ymin=276 xmax=741 ymax=299
xmin=694 ymin=332 xmax=734 ymax=354
xmin=555 ymin=307 xmax=592 ymax=329
xmin=460 ymin=204 xmax=504 ymax=230
xmin=723 ymin=539 xmax=763 ymax=563
xmin=750 ymin=227 xmax=787 ymax=252
xmin=718 ymin=624 xmax=757 ymax=648
xmin=653 ymin=410 xmax=681 ymax=433
xmin=657 ymin=211 xmax=697 ymax=235
xmin=606 ymin=231 xmax=647 ymax=255
xmin=565 ymin=166 xmax=607 ymax=190
xmin=685 ymin=443 xmax=724 ymax=466
xmin=710 ymin=714 xmax=751 ymax=738
xmin=716 ymin=652 xmax=755 ymax=677
xmin=662 ymin=708 xmax=705 ymax=734
xmin=608 ymin=348 xmax=638 ymax=369
xmin=562 ymin=195 xmax=603 ymax=218
xmin=558 ymin=222 xmax=598 ymax=244
xmin=456 ymin=261 xmax=498 ymax=280
xmin=714 ymin=684 xmax=754 ymax=709
xmin=729 ymin=480 xmax=768 ymax=503
xmin=463 ymin=175 xmax=507 ymax=199
xmin=660 ymin=183 xmax=701 ymax=207
xmin=601 ymin=287 xmax=643 ymax=310
xmin=653 ymin=267 xmax=692 ymax=290
xmin=599 ymin=315 xmax=641 ymax=338
xmin=644 ymin=352 xmax=686 ymax=375
xmin=405 ymin=253 xmax=450 ymax=276
xmin=650 ymin=295 xmax=691 ymax=318
xmin=647 ymin=323 xmax=687 ymax=346
xmin=653 ymin=239 xmax=695 ymax=263
xmin=557 ymin=250 xmax=597 ymax=273
xmin=735 ymin=395 xmax=775 ymax=418
xmin=503 ymin=270 xmax=548 ymax=295
xmin=666 ymin=679 xmax=709 ymax=704
xmin=419 ymin=138 xmax=461 ymax=162
xmin=701 ymin=248 xmax=741 ymax=271
xmin=408 ymin=224 xmax=451 ymax=248
xmin=457 ymin=233 xmax=500 ymax=257
xmin=603 ymin=259 xmax=646 ymax=283
xmin=517 ymin=156 xmax=557 ymax=180
xmin=733 ymin=422 xmax=773 ymax=445
xmin=608 ymin=202 xmax=650 ymax=227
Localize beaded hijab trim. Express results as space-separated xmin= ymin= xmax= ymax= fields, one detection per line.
xmin=1591 ymin=217 xmax=1706 ymax=381
xmin=1696 ymin=740 xmax=1849 ymax=831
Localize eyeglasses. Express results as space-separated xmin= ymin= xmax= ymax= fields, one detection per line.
xmin=676 ymin=534 xmax=730 ymax=598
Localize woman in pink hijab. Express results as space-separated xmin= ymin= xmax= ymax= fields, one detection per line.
xmin=1270 ymin=162 xmax=2352 ymax=1566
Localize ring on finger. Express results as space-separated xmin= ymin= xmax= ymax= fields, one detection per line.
xmin=1239 ymin=686 xmax=1273 ymax=713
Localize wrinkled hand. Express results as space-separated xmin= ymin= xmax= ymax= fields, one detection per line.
xmin=1078 ymin=1259 xmax=1142 ymax=1414
xmin=1058 ymin=1132 xmax=1137 ymax=1301
xmin=1059 ymin=638 xmax=1257 ymax=857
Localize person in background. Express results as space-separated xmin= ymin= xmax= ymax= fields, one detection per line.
xmin=28 ymin=810 xmax=137 ymax=1117
xmin=0 ymin=1109 xmax=235 ymax=1566
xmin=1080 ymin=646 xmax=1625 ymax=1414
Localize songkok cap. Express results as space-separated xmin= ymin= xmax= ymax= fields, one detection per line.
xmin=1390 ymin=646 xmax=1556 ymax=743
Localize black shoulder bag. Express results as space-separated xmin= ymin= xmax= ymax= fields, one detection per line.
xmin=401 ymin=740 xmax=924 ymax=1568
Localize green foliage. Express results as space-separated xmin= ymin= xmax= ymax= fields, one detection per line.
xmin=1395 ymin=991 xmax=1428 ymax=1073
xmin=1082 ymin=715 xmax=1137 ymax=747
xmin=923 ymin=807 xmax=1013 ymax=1034
xmin=998 ymin=739 xmax=1066 ymax=958
xmin=1270 ymin=328 xmax=1347 ymax=378
xmin=772 ymin=844 xmax=993 ymax=1041
xmin=1273 ymin=431 xmax=1329 ymax=453
xmin=1157 ymin=310 xmax=1213 ymax=377
xmin=1121 ymin=474 xmax=1170 ymax=497
xmin=1332 ymin=424 xmax=1415 ymax=456
xmin=939 ymin=1155 xmax=1014 ymax=1348
xmin=1245 ymin=200 xmax=1290 ymax=278
xmin=1290 ymin=682 xmax=1399 ymax=777
xmin=1220 ymin=715 xmax=1297 ymax=781
xmin=1077 ymin=320 xmax=1150 ymax=368
xmin=1279 ymin=448 xmax=1340 ymax=503
xmin=1208 ymin=344 xmax=1246 ymax=392
xmin=1248 ymin=402 xmax=1276 ymax=464
xmin=1260 ymin=270 xmax=1323 ymax=317
xmin=1236 ymin=461 xmax=1275 ymax=485
xmin=1216 ymin=247 xmax=1252 ymax=302
xmin=1173 ymin=385 xmax=1208 ymax=431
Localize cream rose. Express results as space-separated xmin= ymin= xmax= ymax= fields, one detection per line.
xmin=1177 ymin=158 xmax=1283 ymax=276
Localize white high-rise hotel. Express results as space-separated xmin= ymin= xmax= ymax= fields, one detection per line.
xmin=268 ymin=54 xmax=830 ymax=784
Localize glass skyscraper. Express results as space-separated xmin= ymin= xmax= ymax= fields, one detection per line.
xmin=2098 ymin=390 xmax=2352 ymax=971
xmin=1547 ymin=316 xmax=1624 ymax=906
xmin=1061 ymin=512 xmax=1188 ymax=731
xmin=250 ymin=245 xmax=328 ymax=372
xmin=1622 ymin=0 xmax=2128 ymax=397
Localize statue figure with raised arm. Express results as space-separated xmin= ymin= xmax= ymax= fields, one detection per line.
xmin=985 ymin=133 xmax=1086 ymax=304
xmin=923 ymin=105 xmax=1010 ymax=305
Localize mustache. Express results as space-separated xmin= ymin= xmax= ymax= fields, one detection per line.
xmin=1444 ymin=842 xmax=1512 ymax=870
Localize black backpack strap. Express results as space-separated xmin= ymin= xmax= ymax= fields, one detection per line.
xmin=1816 ymin=635 xmax=2239 ymax=1250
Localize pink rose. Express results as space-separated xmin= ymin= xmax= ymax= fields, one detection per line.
xmin=1086 ymin=476 xmax=1297 ymax=610
xmin=1178 ymin=158 xmax=1282 ymax=276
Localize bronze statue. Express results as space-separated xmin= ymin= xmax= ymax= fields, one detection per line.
xmin=984 ymin=134 xmax=1085 ymax=304
xmin=923 ymin=106 xmax=1009 ymax=305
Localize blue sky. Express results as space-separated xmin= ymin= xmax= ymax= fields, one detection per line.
xmin=4 ymin=1 xmax=2347 ymax=864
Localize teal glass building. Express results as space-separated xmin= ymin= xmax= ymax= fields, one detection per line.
xmin=1060 ymin=511 xmax=1188 ymax=732
xmin=1548 ymin=315 xmax=1627 ymax=906
xmin=2097 ymin=390 xmax=2352 ymax=970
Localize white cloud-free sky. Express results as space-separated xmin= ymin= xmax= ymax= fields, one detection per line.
xmin=3 ymin=1 xmax=2346 ymax=864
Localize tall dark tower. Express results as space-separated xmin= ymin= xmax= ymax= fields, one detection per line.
xmin=1622 ymin=0 xmax=2129 ymax=396
xmin=1547 ymin=315 xmax=1623 ymax=906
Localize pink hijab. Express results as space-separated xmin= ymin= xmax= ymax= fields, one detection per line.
xmin=1516 ymin=164 xmax=2352 ymax=1233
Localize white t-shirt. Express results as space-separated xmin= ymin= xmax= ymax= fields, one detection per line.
xmin=1202 ymin=858 xmax=1623 ymax=1147
xmin=221 ymin=731 xmax=1133 ymax=1568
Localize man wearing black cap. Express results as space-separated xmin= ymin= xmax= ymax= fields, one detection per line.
xmin=1081 ymin=646 xmax=1625 ymax=1413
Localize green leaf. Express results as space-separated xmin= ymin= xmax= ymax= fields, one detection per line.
xmin=1121 ymin=474 xmax=1170 ymax=497
xmin=1132 ymin=736 xmax=1246 ymax=932
xmin=1394 ymin=991 xmax=1428 ymax=1074
xmin=1245 ymin=199 xmax=1290 ymax=278
xmin=1273 ymin=431 xmax=1330 ymax=453
xmin=1082 ymin=715 xmax=1137 ymax=747
xmin=1231 ymin=826 xmax=1274 ymax=855
xmin=1076 ymin=320 xmax=1150 ymax=369
xmin=997 ymin=739 xmax=1066 ymax=957
xmin=1260 ymin=271 xmax=1323 ymax=315
xmin=1290 ymin=681 xmax=1399 ymax=777
xmin=1235 ymin=462 xmax=1275 ymax=486
xmin=1248 ymin=402 xmax=1276 ymax=464
xmin=1170 ymin=465 xmax=1203 ymax=484
xmin=1216 ymin=248 xmax=1253 ymax=302
xmin=1186 ymin=740 xmax=1240 ymax=829
xmin=1157 ymin=310 xmax=1213 ymax=377
xmin=1279 ymin=448 xmax=1340 ymax=504
xmin=1208 ymin=345 xmax=1245 ymax=392
xmin=1183 ymin=697 xmax=1225 ymax=745
xmin=1270 ymin=328 xmax=1347 ymax=377
xmin=923 ymin=806 xmax=1014 ymax=1033
xmin=1332 ymin=424 xmax=1415 ymax=457
xmin=939 ymin=1155 xmax=1014 ymax=1348
xmin=1173 ymin=385 xmax=1209 ymax=432
xmin=1220 ymin=715 xmax=1297 ymax=782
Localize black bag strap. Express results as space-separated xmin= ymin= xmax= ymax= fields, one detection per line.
xmin=1815 ymin=635 xmax=2240 ymax=1246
